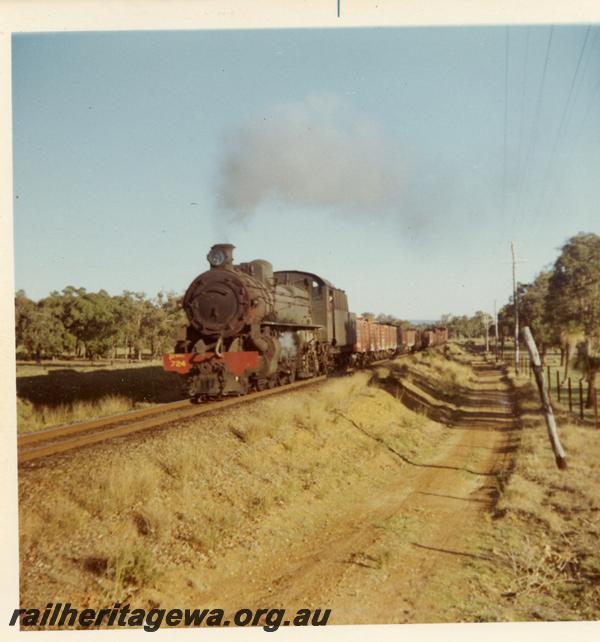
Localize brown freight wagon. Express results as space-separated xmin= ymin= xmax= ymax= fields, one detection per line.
xmin=414 ymin=329 xmax=427 ymax=350
xmin=374 ymin=322 xmax=398 ymax=355
xmin=420 ymin=330 xmax=432 ymax=348
xmin=372 ymin=322 xmax=397 ymax=353
xmin=434 ymin=327 xmax=449 ymax=345
xmin=419 ymin=327 xmax=448 ymax=349
xmin=371 ymin=321 xmax=381 ymax=352
xmin=399 ymin=328 xmax=416 ymax=351
xmin=382 ymin=324 xmax=397 ymax=351
xmin=353 ymin=316 xmax=372 ymax=353
xmin=352 ymin=318 xmax=398 ymax=361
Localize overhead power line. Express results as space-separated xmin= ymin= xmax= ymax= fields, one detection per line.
xmin=537 ymin=27 xmax=600 ymax=216
xmin=519 ymin=26 xmax=554 ymax=213
xmin=503 ymin=26 xmax=510 ymax=215
xmin=516 ymin=27 xmax=531 ymax=202
xmin=535 ymin=26 xmax=592 ymax=215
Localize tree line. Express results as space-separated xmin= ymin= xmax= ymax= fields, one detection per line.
xmin=15 ymin=287 xmax=185 ymax=361
xmin=439 ymin=311 xmax=493 ymax=339
xmin=441 ymin=233 xmax=600 ymax=407
xmin=360 ymin=313 xmax=410 ymax=327
xmin=498 ymin=232 xmax=599 ymax=352
xmin=15 ymin=232 xmax=599 ymax=381
xmin=498 ymin=232 xmax=600 ymax=406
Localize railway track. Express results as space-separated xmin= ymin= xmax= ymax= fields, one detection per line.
xmin=17 ymin=376 xmax=327 ymax=465
xmin=17 ymin=351 xmax=411 ymax=465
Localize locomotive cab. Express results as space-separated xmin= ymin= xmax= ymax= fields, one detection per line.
xmin=273 ymin=271 xmax=351 ymax=352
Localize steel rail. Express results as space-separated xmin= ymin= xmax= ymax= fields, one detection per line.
xmin=18 ymin=376 xmax=327 ymax=465
xmin=17 ymin=350 xmax=416 ymax=465
xmin=18 ymin=398 xmax=192 ymax=446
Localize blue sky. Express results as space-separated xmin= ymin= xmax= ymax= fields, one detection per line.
xmin=11 ymin=26 xmax=600 ymax=319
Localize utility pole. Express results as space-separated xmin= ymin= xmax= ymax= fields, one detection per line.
xmin=494 ymin=299 xmax=499 ymax=355
xmin=511 ymin=241 xmax=520 ymax=373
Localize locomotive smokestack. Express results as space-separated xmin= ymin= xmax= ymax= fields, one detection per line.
xmin=207 ymin=243 xmax=235 ymax=269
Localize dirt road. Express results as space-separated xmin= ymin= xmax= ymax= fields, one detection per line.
xmin=154 ymin=355 xmax=519 ymax=623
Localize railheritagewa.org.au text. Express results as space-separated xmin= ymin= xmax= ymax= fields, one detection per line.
xmin=9 ymin=602 xmax=332 ymax=632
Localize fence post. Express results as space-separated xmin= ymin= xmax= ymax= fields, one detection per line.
xmin=522 ymin=327 xmax=567 ymax=469
xmin=579 ymin=379 xmax=584 ymax=420
xmin=556 ymin=370 xmax=561 ymax=402
xmin=568 ymin=377 xmax=572 ymax=413
xmin=547 ymin=366 xmax=551 ymax=396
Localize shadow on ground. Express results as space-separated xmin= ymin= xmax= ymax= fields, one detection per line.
xmin=374 ymin=360 xmax=519 ymax=433
xmin=17 ymin=366 xmax=185 ymax=406
xmin=366 ymin=352 xmax=522 ymax=508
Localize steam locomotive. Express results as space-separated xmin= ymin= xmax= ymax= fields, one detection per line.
xmin=163 ymin=244 xmax=447 ymax=400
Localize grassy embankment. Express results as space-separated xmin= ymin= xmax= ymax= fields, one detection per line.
xmin=461 ymin=367 xmax=600 ymax=621
xmin=17 ymin=344 xmax=600 ymax=621
xmin=16 ymin=362 xmax=183 ymax=433
xmin=20 ymin=348 xmax=473 ymax=614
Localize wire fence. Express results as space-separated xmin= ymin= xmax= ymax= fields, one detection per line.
xmin=496 ymin=347 xmax=599 ymax=429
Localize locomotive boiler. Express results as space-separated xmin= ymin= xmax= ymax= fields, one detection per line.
xmin=163 ymin=244 xmax=352 ymax=400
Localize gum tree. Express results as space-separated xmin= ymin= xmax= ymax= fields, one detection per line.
xmin=548 ymin=233 xmax=600 ymax=403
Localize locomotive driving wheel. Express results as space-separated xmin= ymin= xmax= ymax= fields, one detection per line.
xmin=254 ymin=377 xmax=267 ymax=392
xmin=237 ymin=376 xmax=250 ymax=396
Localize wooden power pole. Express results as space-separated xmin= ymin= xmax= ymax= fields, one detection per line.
xmin=511 ymin=241 xmax=520 ymax=373
xmin=484 ymin=314 xmax=489 ymax=353
xmin=494 ymin=299 xmax=499 ymax=356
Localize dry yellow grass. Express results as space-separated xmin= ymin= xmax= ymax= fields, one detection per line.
xmin=19 ymin=361 xmax=451 ymax=613
xmin=16 ymin=364 xmax=182 ymax=433
xmin=390 ymin=344 xmax=478 ymax=404
xmin=19 ymin=345 xmax=599 ymax=623
xmin=17 ymin=395 xmax=152 ymax=434
xmin=456 ymin=372 xmax=600 ymax=621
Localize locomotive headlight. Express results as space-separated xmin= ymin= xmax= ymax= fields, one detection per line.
xmin=207 ymin=248 xmax=225 ymax=267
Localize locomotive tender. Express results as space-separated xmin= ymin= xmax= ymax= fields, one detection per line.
xmin=163 ymin=244 xmax=447 ymax=400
